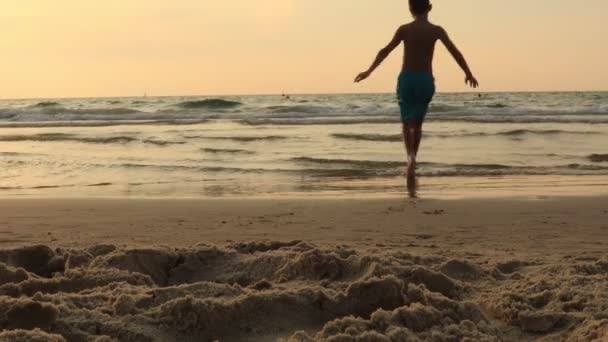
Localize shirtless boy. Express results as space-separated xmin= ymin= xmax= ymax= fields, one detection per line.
xmin=355 ymin=0 xmax=479 ymax=182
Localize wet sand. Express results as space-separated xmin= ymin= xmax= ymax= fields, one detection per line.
xmin=0 ymin=196 xmax=607 ymax=341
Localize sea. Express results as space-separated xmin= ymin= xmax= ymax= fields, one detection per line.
xmin=0 ymin=92 xmax=607 ymax=198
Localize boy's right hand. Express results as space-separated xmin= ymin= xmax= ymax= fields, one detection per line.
xmin=465 ymin=74 xmax=479 ymax=88
xmin=354 ymin=71 xmax=371 ymax=83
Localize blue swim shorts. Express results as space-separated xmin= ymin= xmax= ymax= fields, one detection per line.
xmin=396 ymin=72 xmax=435 ymax=123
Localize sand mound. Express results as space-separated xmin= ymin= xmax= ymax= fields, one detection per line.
xmin=440 ymin=259 xmax=488 ymax=281
xmin=0 ymin=242 xmax=605 ymax=341
xmin=283 ymin=283 xmax=498 ymax=341
xmin=0 ymin=298 xmax=58 ymax=330
xmin=0 ymin=264 xmax=30 ymax=286
xmin=481 ymin=260 xmax=608 ymax=339
xmin=228 ymin=240 xmax=308 ymax=254
xmin=495 ymin=260 xmax=531 ymax=274
xmin=0 ymin=329 xmax=66 ymax=342
xmin=0 ymin=246 xmax=64 ymax=277
xmin=91 ymin=248 xmax=180 ymax=286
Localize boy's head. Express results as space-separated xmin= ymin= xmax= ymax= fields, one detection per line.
xmin=409 ymin=0 xmax=432 ymax=17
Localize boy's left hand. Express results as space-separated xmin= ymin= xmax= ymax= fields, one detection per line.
xmin=465 ymin=75 xmax=479 ymax=88
xmin=354 ymin=71 xmax=371 ymax=83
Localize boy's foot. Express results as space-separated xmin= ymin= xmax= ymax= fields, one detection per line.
xmin=407 ymin=172 xmax=417 ymax=198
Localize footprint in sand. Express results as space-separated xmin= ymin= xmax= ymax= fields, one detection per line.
xmin=423 ymin=209 xmax=445 ymax=215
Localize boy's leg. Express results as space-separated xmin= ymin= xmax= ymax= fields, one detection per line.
xmin=402 ymin=123 xmax=413 ymax=159
xmin=412 ymin=122 xmax=423 ymax=157
xmin=406 ymin=122 xmax=418 ymax=178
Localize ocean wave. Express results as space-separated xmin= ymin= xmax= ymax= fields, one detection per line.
xmin=0 ymin=133 xmax=135 ymax=145
xmin=185 ymin=135 xmax=288 ymax=142
xmin=292 ymin=157 xmax=404 ymax=169
xmin=300 ymin=168 xmax=382 ymax=178
xmin=19 ymin=134 xmax=186 ymax=146
xmin=289 ymin=157 xmax=608 ymax=178
xmin=498 ymin=129 xmax=596 ymax=136
xmin=33 ymin=102 xmax=61 ymax=108
xmin=2 ymin=114 xmax=606 ymax=128
xmin=588 ymin=154 xmax=608 ymax=162
xmin=176 ymin=99 xmax=242 ymax=110
xmin=297 ymin=163 xmax=608 ymax=178
xmin=115 ymin=163 xmax=271 ymax=174
xmin=202 ymin=148 xmax=255 ymax=154
xmin=31 ymin=184 xmax=73 ymax=189
xmin=332 ymin=133 xmax=402 ymax=142
xmin=0 ymin=106 xmax=142 ymax=119
xmin=111 ymin=162 xmax=383 ymax=178
xmin=432 ymin=129 xmax=601 ymax=139
xmin=0 ymin=92 xmax=607 ymax=128
xmin=250 ymin=101 xmax=608 ymax=118
xmin=428 ymin=115 xmax=608 ymax=124
xmin=0 ymin=151 xmax=46 ymax=157
xmin=415 ymin=164 xmax=608 ymax=177
xmin=241 ymin=117 xmax=400 ymax=126
xmin=243 ymin=115 xmax=608 ymax=125
xmin=428 ymin=104 xmax=463 ymax=112
xmin=485 ymin=103 xmax=510 ymax=108
xmin=86 ymin=182 xmax=113 ymax=187
xmin=142 ymin=139 xmax=186 ymax=146
xmin=0 ymin=119 xmax=213 ymax=128
xmin=265 ymin=105 xmax=332 ymax=114
xmin=0 ymin=105 xmax=606 ymax=127
xmin=564 ymin=163 xmax=608 ymax=172
xmin=39 ymin=158 xmax=608 ymax=181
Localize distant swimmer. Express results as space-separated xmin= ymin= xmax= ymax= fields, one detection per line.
xmin=354 ymin=0 xmax=479 ymax=195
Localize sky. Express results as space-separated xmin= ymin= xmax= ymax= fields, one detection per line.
xmin=1 ymin=0 xmax=607 ymax=98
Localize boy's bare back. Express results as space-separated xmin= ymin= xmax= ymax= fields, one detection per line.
xmin=391 ymin=20 xmax=473 ymax=81
xmin=399 ymin=21 xmax=442 ymax=74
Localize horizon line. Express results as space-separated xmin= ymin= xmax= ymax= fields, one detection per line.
xmin=1 ymin=89 xmax=607 ymax=101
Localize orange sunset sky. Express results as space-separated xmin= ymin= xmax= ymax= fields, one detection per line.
xmin=1 ymin=0 xmax=607 ymax=98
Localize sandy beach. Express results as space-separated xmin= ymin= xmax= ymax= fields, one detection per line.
xmin=0 ymin=195 xmax=607 ymax=341
xmin=2 ymin=0 xmax=607 ymax=340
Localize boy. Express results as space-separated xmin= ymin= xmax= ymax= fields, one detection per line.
xmin=355 ymin=0 xmax=478 ymax=184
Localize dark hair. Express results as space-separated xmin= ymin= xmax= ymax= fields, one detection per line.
xmin=409 ymin=0 xmax=431 ymax=16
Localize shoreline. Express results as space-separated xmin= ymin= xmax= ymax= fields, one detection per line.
xmin=2 ymin=175 xmax=607 ymax=200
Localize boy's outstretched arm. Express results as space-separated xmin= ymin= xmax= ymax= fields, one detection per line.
xmin=438 ymin=27 xmax=479 ymax=88
xmin=354 ymin=27 xmax=403 ymax=82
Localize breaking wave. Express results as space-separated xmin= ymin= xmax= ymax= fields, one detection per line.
xmin=33 ymin=102 xmax=61 ymax=108
xmin=332 ymin=133 xmax=403 ymax=142
xmin=0 ymin=134 xmax=185 ymax=146
xmin=185 ymin=135 xmax=289 ymax=142
xmin=0 ymin=133 xmax=137 ymax=144
xmin=176 ymin=99 xmax=242 ymax=110
xmin=589 ymin=154 xmax=608 ymax=162
xmin=201 ymin=148 xmax=256 ymax=155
